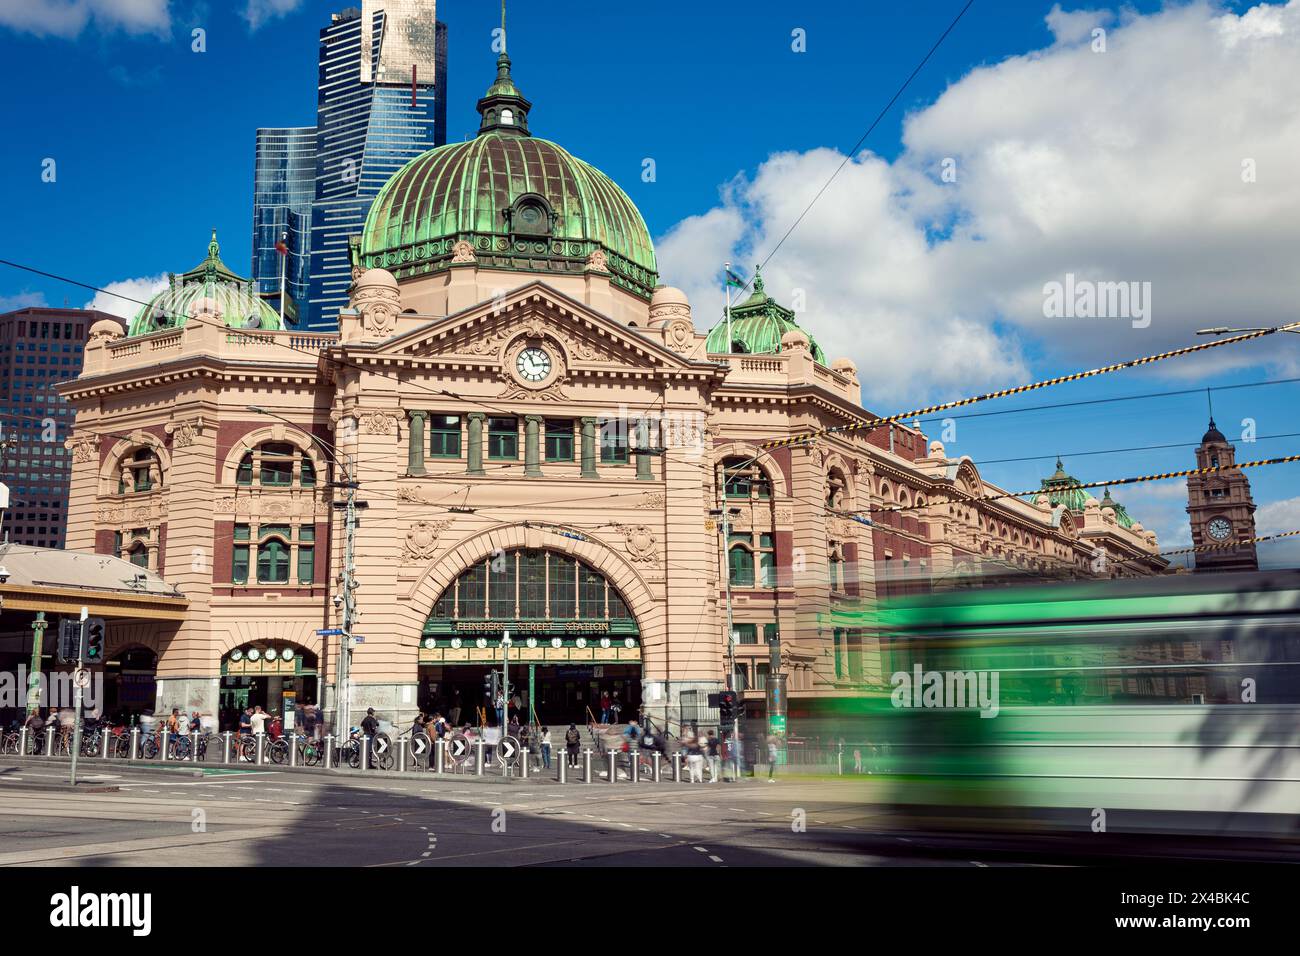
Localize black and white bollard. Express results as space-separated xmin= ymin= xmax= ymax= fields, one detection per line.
xmin=583 ymin=749 xmax=593 ymax=784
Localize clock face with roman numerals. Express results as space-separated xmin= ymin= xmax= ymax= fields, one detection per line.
xmin=515 ymin=346 xmax=551 ymax=383
xmin=1207 ymin=517 xmax=1232 ymax=541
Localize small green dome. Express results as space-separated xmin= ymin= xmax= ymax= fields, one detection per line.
xmin=359 ymin=54 xmax=658 ymax=300
xmin=128 ymin=231 xmax=281 ymax=337
xmin=705 ymin=268 xmax=827 ymax=363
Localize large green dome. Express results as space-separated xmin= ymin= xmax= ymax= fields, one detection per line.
xmin=359 ymin=53 xmax=658 ymax=300
xmin=128 ymin=231 xmax=281 ymax=337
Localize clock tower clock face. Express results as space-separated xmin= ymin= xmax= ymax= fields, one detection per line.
xmin=1207 ymin=517 xmax=1232 ymax=541
xmin=515 ymin=346 xmax=551 ymax=383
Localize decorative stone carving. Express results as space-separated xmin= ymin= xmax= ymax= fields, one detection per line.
xmin=404 ymin=520 xmax=453 ymax=562
xmin=66 ymin=434 xmax=100 ymax=463
xmin=165 ymin=418 xmax=203 ymax=447
xmin=635 ymin=492 xmax=666 ymax=510
xmin=96 ymin=506 xmax=124 ymax=524
xmin=358 ymin=409 xmax=400 ymax=435
xmin=352 ymin=269 xmax=401 ymax=337
xmin=774 ymin=507 xmax=793 ymax=525
xmin=585 ymin=249 xmax=608 ymax=273
xmin=451 ymin=240 xmax=477 ymax=263
xmin=396 ymin=486 xmax=434 ymax=504
xmin=611 ymin=524 xmax=659 ymax=563
xmin=664 ymin=318 xmax=695 ymax=354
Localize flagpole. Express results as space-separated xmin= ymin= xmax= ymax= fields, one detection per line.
xmin=724 ymin=260 xmax=733 ymax=355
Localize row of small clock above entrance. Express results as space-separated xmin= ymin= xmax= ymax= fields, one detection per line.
xmin=421 ymin=636 xmax=639 ymax=650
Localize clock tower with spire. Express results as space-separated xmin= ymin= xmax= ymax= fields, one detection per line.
xmin=1186 ymin=418 xmax=1258 ymax=572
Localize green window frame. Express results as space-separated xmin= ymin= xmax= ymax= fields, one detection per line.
xmin=236 ymin=453 xmax=253 ymax=486
xmin=259 ymin=443 xmax=295 ymax=486
xmin=300 ymin=455 xmax=316 ymax=487
xmin=129 ymin=545 xmax=148 ymax=568
xmin=544 ymin=418 xmax=575 ymax=462
xmin=297 ymin=525 xmax=315 ymax=584
xmin=232 ymin=524 xmax=250 ymax=584
xmin=257 ymin=537 xmax=290 ymax=584
xmin=728 ymin=546 xmax=755 ymax=587
xmin=487 ymin=417 xmax=518 ymax=460
xmin=599 ymin=417 xmax=628 ymax=464
xmin=759 ymin=533 xmax=777 ymax=587
xmin=734 ymin=623 xmax=758 ymax=645
xmin=429 ymin=415 xmax=462 ymax=458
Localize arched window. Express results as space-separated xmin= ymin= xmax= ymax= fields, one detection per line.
xmin=117 ymin=448 xmax=160 ymax=494
xmin=235 ymin=442 xmax=318 ymax=488
xmin=426 ymin=549 xmax=636 ymax=626
xmin=500 ymin=108 xmax=514 ymax=125
xmin=256 ymin=529 xmax=291 ymax=584
xmin=721 ymin=457 xmax=771 ymax=500
xmin=728 ymin=542 xmax=755 ymax=587
xmin=826 ymin=468 xmax=847 ymax=510
xmin=128 ymin=542 xmax=149 ymax=568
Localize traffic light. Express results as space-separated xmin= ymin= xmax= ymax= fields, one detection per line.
xmin=718 ymin=690 xmax=738 ymax=723
xmin=484 ymin=672 xmax=499 ymax=699
xmin=85 ymin=618 xmax=105 ymax=663
xmin=56 ymin=620 xmax=80 ymax=664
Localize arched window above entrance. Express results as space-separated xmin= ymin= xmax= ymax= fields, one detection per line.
xmin=426 ymin=549 xmax=636 ymax=630
xmin=235 ymin=441 xmax=318 ymax=488
xmin=116 ymin=447 xmax=161 ymax=494
xmin=721 ymin=456 xmax=772 ymax=500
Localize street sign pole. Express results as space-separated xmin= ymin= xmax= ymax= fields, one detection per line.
xmin=69 ymin=607 xmax=87 ymax=786
xmin=501 ymin=630 xmax=510 ymax=730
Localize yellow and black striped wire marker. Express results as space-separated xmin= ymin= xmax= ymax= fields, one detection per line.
xmin=868 ymin=453 xmax=1300 ymax=514
xmin=760 ymin=326 xmax=1281 ymax=451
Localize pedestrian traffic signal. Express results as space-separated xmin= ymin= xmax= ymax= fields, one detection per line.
xmin=718 ymin=690 xmax=739 ymax=722
xmin=85 ymin=618 xmax=105 ymax=663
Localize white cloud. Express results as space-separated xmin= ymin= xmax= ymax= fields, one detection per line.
xmin=0 ymin=0 xmax=170 ymax=38
xmin=84 ymin=274 xmax=168 ymax=321
xmin=1256 ymin=495 xmax=1300 ymax=535
xmin=241 ymin=0 xmax=302 ymax=31
xmin=657 ymin=1 xmax=1300 ymax=406
xmin=0 ymin=292 xmax=49 ymax=311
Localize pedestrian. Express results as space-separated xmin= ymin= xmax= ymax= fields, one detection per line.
xmin=302 ymin=701 xmax=317 ymax=740
xmin=564 ymin=722 xmax=581 ymax=768
xmin=853 ymin=748 xmax=862 ymax=774
xmin=249 ymin=706 xmax=272 ymax=738
xmin=361 ymin=707 xmax=380 ymax=768
xmin=600 ymin=691 xmax=611 ymax=724
xmin=610 ymin=695 xmax=622 ymax=724
xmin=685 ymin=732 xmax=705 ymax=783
xmin=449 ymin=690 xmax=462 ymax=726
xmin=706 ymin=730 xmax=721 ymax=783
xmin=540 ymin=726 xmax=552 ymax=769
xmin=767 ymin=736 xmax=779 ymax=782
xmin=507 ymin=714 xmax=521 ymax=741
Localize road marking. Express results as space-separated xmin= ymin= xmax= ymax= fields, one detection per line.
xmin=693 ymin=846 xmax=708 ymax=853
xmin=708 ymin=855 xmax=723 ymax=863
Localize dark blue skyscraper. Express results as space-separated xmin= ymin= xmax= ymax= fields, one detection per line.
xmin=252 ymin=2 xmax=448 ymax=331
xmin=252 ymin=127 xmax=316 ymax=325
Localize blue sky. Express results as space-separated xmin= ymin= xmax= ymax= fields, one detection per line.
xmin=2 ymin=0 xmax=1299 ymax=559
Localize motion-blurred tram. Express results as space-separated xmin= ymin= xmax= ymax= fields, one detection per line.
xmin=846 ymin=570 xmax=1300 ymax=841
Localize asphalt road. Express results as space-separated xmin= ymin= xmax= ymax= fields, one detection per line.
xmin=0 ymin=761 xmax=1293 ymax=866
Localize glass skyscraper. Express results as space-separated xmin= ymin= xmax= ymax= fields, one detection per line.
xmin=252 ymin=127 xmax=316 ymax=326
xmin=252 ymin=2 xmax=448 ymax=332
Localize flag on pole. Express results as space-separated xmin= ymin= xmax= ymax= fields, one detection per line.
xmin=275 ymin=238 xmax=289 ymax=256
xmin=725 ymin=268 xmax=746 ymax=289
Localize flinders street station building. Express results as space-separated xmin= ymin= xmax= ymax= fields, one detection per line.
xmin=57 ymin=52 xmax=1166 ymax=732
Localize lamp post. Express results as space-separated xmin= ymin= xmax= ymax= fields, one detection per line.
xmin=246 ymin=405 xmax=358 ymax=737
xmin=26 ymin=612 xmax=46 ymax=717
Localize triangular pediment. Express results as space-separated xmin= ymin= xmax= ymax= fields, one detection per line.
xmin=370 ymin=282 xmax=704 ymax=374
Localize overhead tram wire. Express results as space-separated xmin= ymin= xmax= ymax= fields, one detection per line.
xmin=759 ymin=323 xmax=1300 ymax=451
xmin=1110 ymin=528 xmax=1300 ymax=571
xmin=859 ymin=452 xmax=1300 ymax=516
xmin=724 ymin=0 xmax=978 ymax=304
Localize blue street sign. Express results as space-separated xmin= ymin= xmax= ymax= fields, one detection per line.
xmin=352 ymin=636 xmax=366 ymax=643
xmin=316 ymin=629 xmax=344 ymax=636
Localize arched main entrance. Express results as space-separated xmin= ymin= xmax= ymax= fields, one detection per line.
xmin=418 ymin=548 xmax=642 ymax=727
xmin=219 ymin=643 xmax=319 ymax=732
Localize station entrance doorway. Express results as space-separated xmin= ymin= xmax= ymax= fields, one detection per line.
xmin=418 ymin=661 xmax=641 ymax=728
xmin=219 ymin=644 xmax=318 ymax=732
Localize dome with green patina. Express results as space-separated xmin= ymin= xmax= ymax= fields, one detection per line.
xmin=359 ymin=53 xmax=658 ymax=300
xmin=1039 ymin=458 xmax=1092 ymax=513
xmin=1098 ymin=487 xmax=1136 ymax=529
xmin=704 ymin=267 xmax=828 ymax=363
xmin=128 ymin=231 xmax=282 ymax=337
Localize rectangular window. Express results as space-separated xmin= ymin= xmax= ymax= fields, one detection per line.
xmin=755 ymin=663 xmax=769 ymax=691
xmin=297 ymin=525 xmax=315 ymax=584
xmin=734 ymin=623 xmax=758 ymax=645
xmin=300 ymin=456 xmax=316 ymax=487
xmin=598 ymin=417 xmax=628 ymax=464
xmin=489 ymin=551 xmax=516 ymax=619
xmin=232 ymin=524 xmax=250 ymax=584
xmin=833 ymin=628 xmax=844 ymax=679
xmin=847 ymin=630 xmax=863 ymax=681
xmin=519 ymin=550 xmax=546 ymax=618
xmin=548 ymin=554 xmax=576 ymax=618
xmin=544 ymin=418 xmax=574 ymax=461
xmin=260 ymin=447 xmax=294 ymax=486
xmin=429 ymin=414 xmax=462 ymax=458
xmin=487 ymin=417 xmax=518 ymax=460
xmin=579 ymin=568 xmax=605 ymax=619
xmin=459 ymin=562 xmax=487 ymax=617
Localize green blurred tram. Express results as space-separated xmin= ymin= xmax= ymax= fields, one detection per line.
xmin=842 ymin=570 xmax=1300 ymax=830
